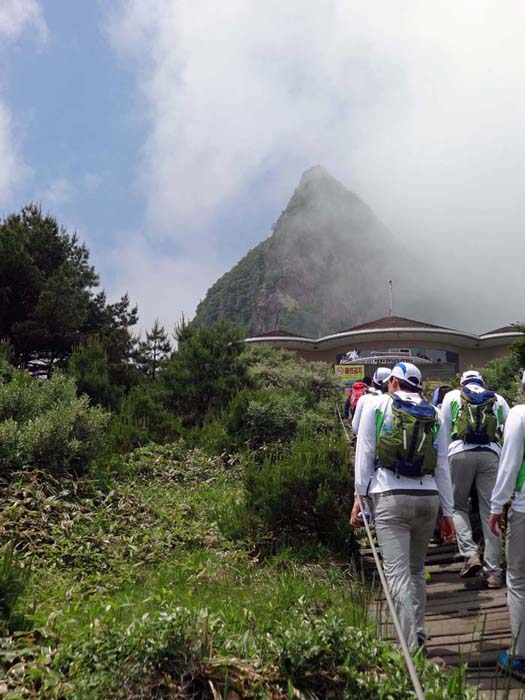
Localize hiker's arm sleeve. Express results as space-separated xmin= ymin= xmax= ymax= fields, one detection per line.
xmin=351 ymin=397 xmax=364 ymax=435
xmin=440 ymin=392 xmax=453 ymax=446
xmin=434 ymin=417 xmax=454 ymax=517
xmin=354 ymin=402 xmax=376 ymax=497
xmin=491 ymin=409 xmax=525 ymax=514
xmin=343 ymin=397 xmax=350 ymax=419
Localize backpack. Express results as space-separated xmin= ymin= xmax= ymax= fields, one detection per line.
xmin=452 ymin=386 xmax=498 ymax=445
xmin=376 ymin=396 xmax=438 ymax=478
xmin=350 ymin=382 xmax=368 ymax=413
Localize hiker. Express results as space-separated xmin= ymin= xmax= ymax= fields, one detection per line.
xmin=489 ymin=371 xmax=525 ymax=677
xmin=351 ymin=362 xmax=455 ymax=652
xmin=441 ymin=370 xmax=509 ymax=587
xmin=343 ymin=376 xmax=371 ymax=419
xmin=432 ymin=385 xmax=453 ymax=409
xmin=351 ymin=367 xmax=391 ymax=436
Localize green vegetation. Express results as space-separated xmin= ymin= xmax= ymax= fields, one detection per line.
xmin=0 ymin=359 xmax=476 ymax=698
xmin=242 ymin=432 xmax=354 ymax=552
xmin=1 ymin=445 xmax=475 ymax=699
xmin=0 ymin=369 xmax=107 ymax=478
xmin=192 ymin=239 xmax=269 ymax=333
xmin=482 ymin=335 xmax=525 ymax=404
xmin=0 ymin=205 xmax=138 ymax=380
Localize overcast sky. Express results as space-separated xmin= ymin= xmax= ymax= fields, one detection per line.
xmin=1 ymin=1 xmax=525 ymax=334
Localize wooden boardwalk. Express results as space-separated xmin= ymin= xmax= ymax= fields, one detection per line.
xmin=362 ymin=541 xmax=525 ymax=699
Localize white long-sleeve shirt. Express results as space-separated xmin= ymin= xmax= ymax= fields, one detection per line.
xmin=441 ymin=384 xmax=509 ymax=457
xmin=491 ymin=404 xmax=525 ymax=515
xmin=351 ymin=389 xmax=381 ymax=435
xmin=354 ymin=391 xmax=454 ymax=516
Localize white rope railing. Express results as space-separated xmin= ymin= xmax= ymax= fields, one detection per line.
xmin=336 ymin=402 xmax=426 ymax=700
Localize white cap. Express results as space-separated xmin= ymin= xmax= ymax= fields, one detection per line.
xmin=460 ymin=370 xmax=484 ymax=386
xmin=387 ymin=362 xmax=422 ymax=389
xmin=373 ymin=367 xmax=391 ymax=386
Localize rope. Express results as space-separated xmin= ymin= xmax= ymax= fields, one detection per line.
xmin=336 ymin=402 xmax=426 ymax=700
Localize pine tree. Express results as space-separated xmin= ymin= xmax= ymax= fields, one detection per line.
xmin=136 ymin=319 xmax=172 ymax=380
xmin=162 ymin=320 xmax=246 ymax=424
xmin=0 ymin=204 xmax=139 ymax=378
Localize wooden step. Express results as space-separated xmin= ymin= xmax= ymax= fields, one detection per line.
xmin=359 ymin=537 xmax=525 ymax=697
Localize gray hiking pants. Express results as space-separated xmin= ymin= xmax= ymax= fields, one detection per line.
xmin=507 ymin=509 xmax=525 ymax=657
xmin=372 ymin=491 xmax=440 ymax=652
xmin=449 ymin=449 xmax=502 ymax=574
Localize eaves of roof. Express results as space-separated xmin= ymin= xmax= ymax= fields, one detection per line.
xmin=246 ymin=326 xmax=525 ymax=350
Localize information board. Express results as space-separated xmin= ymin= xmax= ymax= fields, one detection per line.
xmin=334 ymin=364 xmax=365 ymax=382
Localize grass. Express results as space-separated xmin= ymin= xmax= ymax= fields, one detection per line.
xmin=0 ymin=443 xmax=479 ymax=699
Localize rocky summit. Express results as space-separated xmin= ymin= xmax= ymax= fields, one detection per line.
xmin=192 ymin=166 xmax=415 ymax=337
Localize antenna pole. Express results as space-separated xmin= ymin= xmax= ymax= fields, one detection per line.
xmin=389 ymin=280 xmax=393 ymax=317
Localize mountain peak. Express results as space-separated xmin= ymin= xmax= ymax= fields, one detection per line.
xmin=299 ymin=164 xmax=331 ymax=184
xmin=295 ymin=165 xmax=363 ymax=212
xmin=193 ymin=167 xmax=397 ymax=337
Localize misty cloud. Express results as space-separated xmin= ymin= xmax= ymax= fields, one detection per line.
xmin=106 ymin=1 xmax=525 ymax=331
xmin=106 ymin=232 xmax=224 ymax=332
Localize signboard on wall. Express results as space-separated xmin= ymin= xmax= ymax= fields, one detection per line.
xmin=334 ymin=364 xmax=365 ymax=383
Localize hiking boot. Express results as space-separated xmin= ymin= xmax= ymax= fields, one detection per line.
xmin=416 ymin=635 xmax=428 ymax=658
xmin=460 ymin=554 xmax=482 ymax=578
xmin=485 ymin=573 xmax=504 ymax=589
xmin=497 ymin=651 xmax=525 ymax=680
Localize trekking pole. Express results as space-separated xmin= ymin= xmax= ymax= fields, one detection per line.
xmin=336 ymin=403 xmax=426 ymax=700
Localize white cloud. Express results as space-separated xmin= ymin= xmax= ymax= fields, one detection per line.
xmin=37 ymin=177 xmax=73 ymax=207
xmin=107 ymin=0 xmax=374 ymax=235
xmin=0 ymin=103 xmax=31 ymax=206
xmin=0 ymin=0 xmax=47 ymax=206
xmin=107 ymin=232 xmax=223 ymax=331
xmin=0 ymin=0 xmax=47 ymax=42
xmin=107 ymin=1 xmax=525 ymax=329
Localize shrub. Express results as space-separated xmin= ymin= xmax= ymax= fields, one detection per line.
xmin=107 ymin=382 xmax=184 ymax=453
xmin=219 ymin=387 xmax=336 ymax=453
xmin=0 ymin=371 xmax=108 ymax=477
xmin=68 ymin=337 xmax=124 ymax=409
xmin=245 ymin=345 xmax=338 ymax=406
xmin=0 ymin=544 xmax=30 ymax=634
xmin=223 ymin=387 xmax=305 ymax=449
xmin=243 ymin=431 xmax=354 ymax=552
xmin=482 ymin=337 xmax=525 ymax=405
xmin=49 ymin=602 xmax=477 ymax=700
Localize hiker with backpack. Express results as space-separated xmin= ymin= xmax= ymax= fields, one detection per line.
xmin=351 ymin=362 xmax=455 ymax=653
xmin=351 ymin=367 xmax=391 ymax=436
xmin=343 ymin=376 xmax=371 ymax=419
xmin=441 ymin=370 xmax=509 ymax=587
xmin=489 ymin=371 xmax=525 ymax=678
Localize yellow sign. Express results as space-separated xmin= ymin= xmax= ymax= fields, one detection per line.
xmin=334 ymin=364 xmax=365 ymax=381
